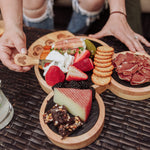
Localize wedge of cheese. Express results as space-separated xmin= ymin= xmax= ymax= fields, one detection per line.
xmin=53 ymin=88 xmax=92 ymax=122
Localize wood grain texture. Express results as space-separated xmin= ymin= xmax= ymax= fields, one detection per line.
xmin=39 ymin=91 xmax=105 ymax=149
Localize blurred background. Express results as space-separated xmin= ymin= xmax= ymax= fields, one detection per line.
xmin=0 ymin=0 xmax=150 ymax=40
xmin=53 ymin=0 xmax=150 ymax=40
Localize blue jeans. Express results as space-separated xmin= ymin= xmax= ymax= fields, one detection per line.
xmin=23 ymin=0 xmax=102 ymax=34
xmin=67 ymin=11 xmax=91 ymax=34
xmin=23 ymin=15 xmax=54 ymax=30
xmin=23 ymin=0 xmax=54 ymax=30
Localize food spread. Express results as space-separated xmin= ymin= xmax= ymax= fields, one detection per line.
xmin=26 ymin=33 xmax=150 ymax=140
xmin=39 ymin=37 xmax=97 ymax=138
xmin=39 ymin=37 xmax=95 ymax=87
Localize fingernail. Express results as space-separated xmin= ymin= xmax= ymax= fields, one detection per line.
xmin=21 ymin=48 xmax=27 ymax=54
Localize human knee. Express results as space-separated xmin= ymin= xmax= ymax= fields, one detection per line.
xmin=23 ymin=0 xmax=46 ymax=10
xmin=23 ymin=0 xmax=54 ymax=30
xmin=23 ymin=0 xmax=48 ymax=18
xmin=78 ymin=0 xmax=105 ymax=12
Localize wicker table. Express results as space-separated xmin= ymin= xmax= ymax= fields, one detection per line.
xmin=0 ymin=27 xmax=150 ymax=150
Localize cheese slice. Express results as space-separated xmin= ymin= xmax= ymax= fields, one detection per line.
xmin=53 ymin=88 xmax=92 ymax=122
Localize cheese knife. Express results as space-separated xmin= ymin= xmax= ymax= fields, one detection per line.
xmin=14 ymin=54 xmax=53 ymax=68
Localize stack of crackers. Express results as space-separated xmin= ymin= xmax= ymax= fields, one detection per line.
xmin=91 ymin=46 xmax=114 ymax=86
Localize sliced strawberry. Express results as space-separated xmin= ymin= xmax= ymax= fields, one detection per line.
xmin=45 ymin=66 xmax=65 ymax=86
xmin=66 ymin=66 xmax=88 ymax=81
xmin=74 ymin=49 xmax=90 ymax=63
xmin=73 ymin=58 xmax=94 ymax=72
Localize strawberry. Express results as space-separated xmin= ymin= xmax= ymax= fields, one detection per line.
xmin=45 ymin=66 xmax=65 ymax=86
xmin=74 ymin=49 xmax=90 ymax=63
xmin=73 ymin=58 xmax=94 ymax=72
xmin=66 ymin=66 xmax=88 ymax=81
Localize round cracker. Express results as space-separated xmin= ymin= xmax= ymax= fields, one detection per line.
xmin=95 ymin=65 xmax=114 ymax=72
xmin=94 ymin=53 xmax=112 ymax=60
xmin=97 ymin=46 xmax=114 ymax=53
xmin=93 ymin=69 xmax=112 ymax=77
xmin=96 ymin=51 xmax=114 ymax=56
xmin=91 ymin=74 xmax=111 ymax=86
xmin=94 ymin=61 xmax=112 ymax=68
xmin=94 ymin=57 xmax=112 ymax=63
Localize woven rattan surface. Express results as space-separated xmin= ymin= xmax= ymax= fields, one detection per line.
xmin=0 ymin=27 xmax=150 ymax=150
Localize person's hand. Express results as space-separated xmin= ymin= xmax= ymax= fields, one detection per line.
xmin=0 ymin=27 xmax=32 ymax=72
xmin=89 ymin=13 xmax=150 ymax=54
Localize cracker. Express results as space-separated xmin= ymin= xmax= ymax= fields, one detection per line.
xmin=94 ymin=53 xmax=112 ymax=60
xmin=94 ymin=57 xmax=112 ymax=63
xmin=95 ymin=65 xmax=114 ymax=72
xmin=96 ymin=51 xmax=114 ymax=56
xmin=94 ymin=61 xmax=112 ymax=67
xmin=97 ymin=46 xmax=114 ymax=53
xmin=93 ymin=69 xmax=112 ymax=77
xmin=91 ymin=74 xmax=111 ymax=86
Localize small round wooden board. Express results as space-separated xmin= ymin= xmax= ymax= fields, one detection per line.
xmin=39 ymin=91 xmax=105 ymax=149
xmin=28 ymin=30 xmax=108 ymax=94
xmin=108 ymin=51 xmax=150 ymax=100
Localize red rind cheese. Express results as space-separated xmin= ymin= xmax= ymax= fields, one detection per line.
xmin=53 ymin=88 xmax=92 ymax=122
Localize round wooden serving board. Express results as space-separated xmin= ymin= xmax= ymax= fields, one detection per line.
xmin=108 ymin=51 xmax=150 ymax=100
xmin=28 ymin=30 xmax=108 ymax=94
xmin=39 ymin=91 xmax=105 ymax=149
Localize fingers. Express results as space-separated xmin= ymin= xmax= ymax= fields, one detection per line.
xmin=0 ymin=46 xmax=31 ymax=72
xmin=89 ymin=28 xmax=109 ymax=39
xmin=14 ymin=33 xmax=27 ymax=54
xmin=135 ymin=34 xmax=150 ymax=47
xmin=21 ymin=48 xmax=28 ymax=54
xmin=0 ymin=52 xmax=22 ymax=72
xmin=1 ymin=55 xmax=32 ymax=72
xmin=89 ymin=29 xmax=149 ymax=54
xmin=115 ymin=32 xmax=137 ymax=53
xmin=22 ymin=66 xmax=33 ymax=72
xmin=126 ymin=34 xmax=147 ymax=54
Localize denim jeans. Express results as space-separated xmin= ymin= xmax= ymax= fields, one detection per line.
xmin=23 ymin=15 xmax=54 ymax=30
xmin=23 ymin=0 xmax=103 ymax=33
xmin=23 ymin=0 xmax=54 ymax=30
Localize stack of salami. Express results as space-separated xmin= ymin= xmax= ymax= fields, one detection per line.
xmin=113 ymin=52 xmax=150 ymax=85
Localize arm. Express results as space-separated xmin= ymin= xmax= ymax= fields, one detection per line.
xmin=89 ymin=0 xmax=150 ymax=53
xmin=0 ymin=0 xmax=31 ymax=72
xmin=1 ymin=0 xmax=23 ymax=30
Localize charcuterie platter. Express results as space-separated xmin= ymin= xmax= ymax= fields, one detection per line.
xmin=14 ymin=30 xmax=150 ymax=148
xmin=20 ymin=30 xmax=150 ymax=101
xmin=39 ymin=90 xmax=105 ymax=149
xmin=22 ymin=30 xmax=107 ymax=149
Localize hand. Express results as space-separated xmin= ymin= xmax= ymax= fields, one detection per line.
xmin=0 ymin=27 xmax=32 ymax=72
xmin=89 ymin=13 xmax=150 ymax=54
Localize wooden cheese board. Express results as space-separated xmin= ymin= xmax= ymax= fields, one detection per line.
xmin=39 ymin=91 xmax=105 ymax=149
xmin=28 ymin=30 xmax=108 ymax=94
xmin=27 ymin=30 xmax=150 ymax=100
